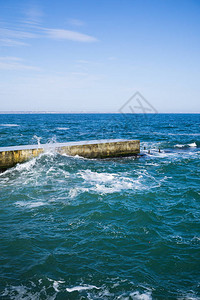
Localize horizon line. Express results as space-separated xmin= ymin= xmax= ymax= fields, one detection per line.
xmin=0 ymin=111 xmax=199 ymax=114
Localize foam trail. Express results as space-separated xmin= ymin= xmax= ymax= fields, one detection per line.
xmin=66 ymin=285 xmax=100 ymax=292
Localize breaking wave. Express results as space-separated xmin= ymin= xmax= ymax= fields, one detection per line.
xmin=175 ymin=142 xmax=197 ymax=148
xmin=0 ymin=123 xmax=19 ymax=127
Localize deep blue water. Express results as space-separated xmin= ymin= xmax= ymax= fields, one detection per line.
xmin=0 ymin=114 xmax=199 ymax=300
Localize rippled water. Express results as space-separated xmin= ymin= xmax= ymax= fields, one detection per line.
xmin=0 ymin=114 xmax=200 ymax=299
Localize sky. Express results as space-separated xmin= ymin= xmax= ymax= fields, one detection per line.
xmin=0 ymin=0 xmax=200 ymax=113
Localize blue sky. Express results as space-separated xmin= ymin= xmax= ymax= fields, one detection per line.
xmin=0 ymin=0 xmax=200 ymax=112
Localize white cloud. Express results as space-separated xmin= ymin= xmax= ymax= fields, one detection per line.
xmin=44 ymin=28 xmax=97 ymax=42
xmin=0 ymin=28 xmax=38 ymax=39
xmin=0 ymin=57 xmax=41 ymax=71
xmin=0 ymin=25 xmax=98 ymax=46
xmin=0 ymin=38 xmax=30 ymax=47
xmin=0 ymin=7 xmax=97 ymax=47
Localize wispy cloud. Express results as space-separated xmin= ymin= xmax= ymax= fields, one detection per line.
xmin=0 ymin=28 xmax=38 ymax=39
xmin=23 ymin=5 xmax=43 ymax=25
xmin=44 ymin=28 xmax=97 ymax=42
xmin=0 ymin=57 xmax=41 ymax=71
xmin=68 ymin=18 xmax=85 ymax=27
xmin=0 ymin=5 xmax=98 ymax=47
xmin=0 ymin=27 xmax=38 ymax=47
xmin=0 ymin=25 xmax=98 ymax=47
xmin=0 ymin=38 xmax=29 ymax=47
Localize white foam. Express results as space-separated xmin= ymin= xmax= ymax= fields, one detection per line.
xmin=175 ymin=144 xmax=185 ymax=148
xmin=78 ymin=169 xmax=166 ymax=194
xmin=1 ymin=285 xmax=45 ymax=300
xmin=66 ymin=285 xmax=100 ymax=293
xmin=69 ymin=188 xmax=79 ymax=198
xmin=15 ymin=157 xmax=37 ymax=171
xmin=53 ymin=282 xmax=59 ymax=292
xmin=13 ymin=151 xmax=57 ymax=173
xmin=175 ymin=142 xmax=197 ymax=148
xmin=188 ymin=142 xmax=197 ymax=147
xmin=94 ymin=181 xmax=133 ymax=194
xmin=146 ymin=149 xmax=194 ymax=160
xmin=80 ymin=170 xmax=115 ymax=183
xmin=15 ymin=201 xmax=46 ymax=208
xmin=47 ymin=278 xmax=65 ymax=292
xmin=57 ymin=127 xmax=69 ymax=130
xmin=79 ymin=170 xmax=140 ymax=194
xmin=130 ymin=290 xmax=152 ymax=300
xmin=0 ymin=123 xmax=19 ymax=127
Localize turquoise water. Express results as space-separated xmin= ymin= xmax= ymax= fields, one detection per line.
xmin=0 ymin=114 xmax=200 ymax=300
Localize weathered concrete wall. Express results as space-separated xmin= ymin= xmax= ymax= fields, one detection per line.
xmin=0 ymin=148 xmax=44 ymax=170
xmin=0 ymin=139 xmax=140 ymax=170
xmin=57 ymin=140 xmax=140 ymax=158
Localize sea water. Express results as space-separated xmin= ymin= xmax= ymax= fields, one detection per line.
xmin=0 ymin=113 xmax=199 ymax=299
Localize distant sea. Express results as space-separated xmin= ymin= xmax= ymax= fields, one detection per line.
xmin=0 ymin=113 xmax=199 ymax=299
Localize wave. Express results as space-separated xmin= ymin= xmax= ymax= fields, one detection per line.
xmin=0 ymin=123 xmax=19 ymax=127
xmin=0 ymin=154 xmax=168 ymax=196
xmin=57 ymin=127 xmax=69 ymax=130
xmin=79 ymin=170 xmax=141 ymax=194
xmin=188 ymin=142 xmax=197 ymax=147
xmin=175 ymin=142 xmax=197 ymax=148
xmin=0 ymin=280 xmax=152 ymax=299
xmin=78 ymin=169 xmax=166 ymax=194
xmin=2 ymin=283 xmax=199 ymax=300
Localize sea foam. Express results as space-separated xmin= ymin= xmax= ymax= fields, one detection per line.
xmin=188 ymin=142 xmax=197 ymax=147
xmin=57 ymin=127 xmax=69 ymax=130
xmin=15 ymin=201 xmax=46 ymax=208
xmin=175 ymin=142 xmax=197 ymax=148
xmin=0 ymin=123 xmax=19 ymax=127
xmin=66 ymin=285 xmax=100 ymax=292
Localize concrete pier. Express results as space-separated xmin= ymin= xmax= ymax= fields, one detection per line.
xmin=0 ymin=139 xmax=140 ymax=170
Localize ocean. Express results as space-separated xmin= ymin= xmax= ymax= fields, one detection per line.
xmin=0 ymin=113 xmax=199 ymax=299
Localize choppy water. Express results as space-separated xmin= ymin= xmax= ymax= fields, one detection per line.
xmin=0 ymin=114 xmax=200 ymax=300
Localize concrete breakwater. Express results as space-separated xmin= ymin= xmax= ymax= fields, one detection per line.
xmin=0 ymin=139 xmax=140 ymax=171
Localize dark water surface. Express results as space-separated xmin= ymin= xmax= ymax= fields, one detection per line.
xmin=0 ymin=114 xmax=199 ymax=299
